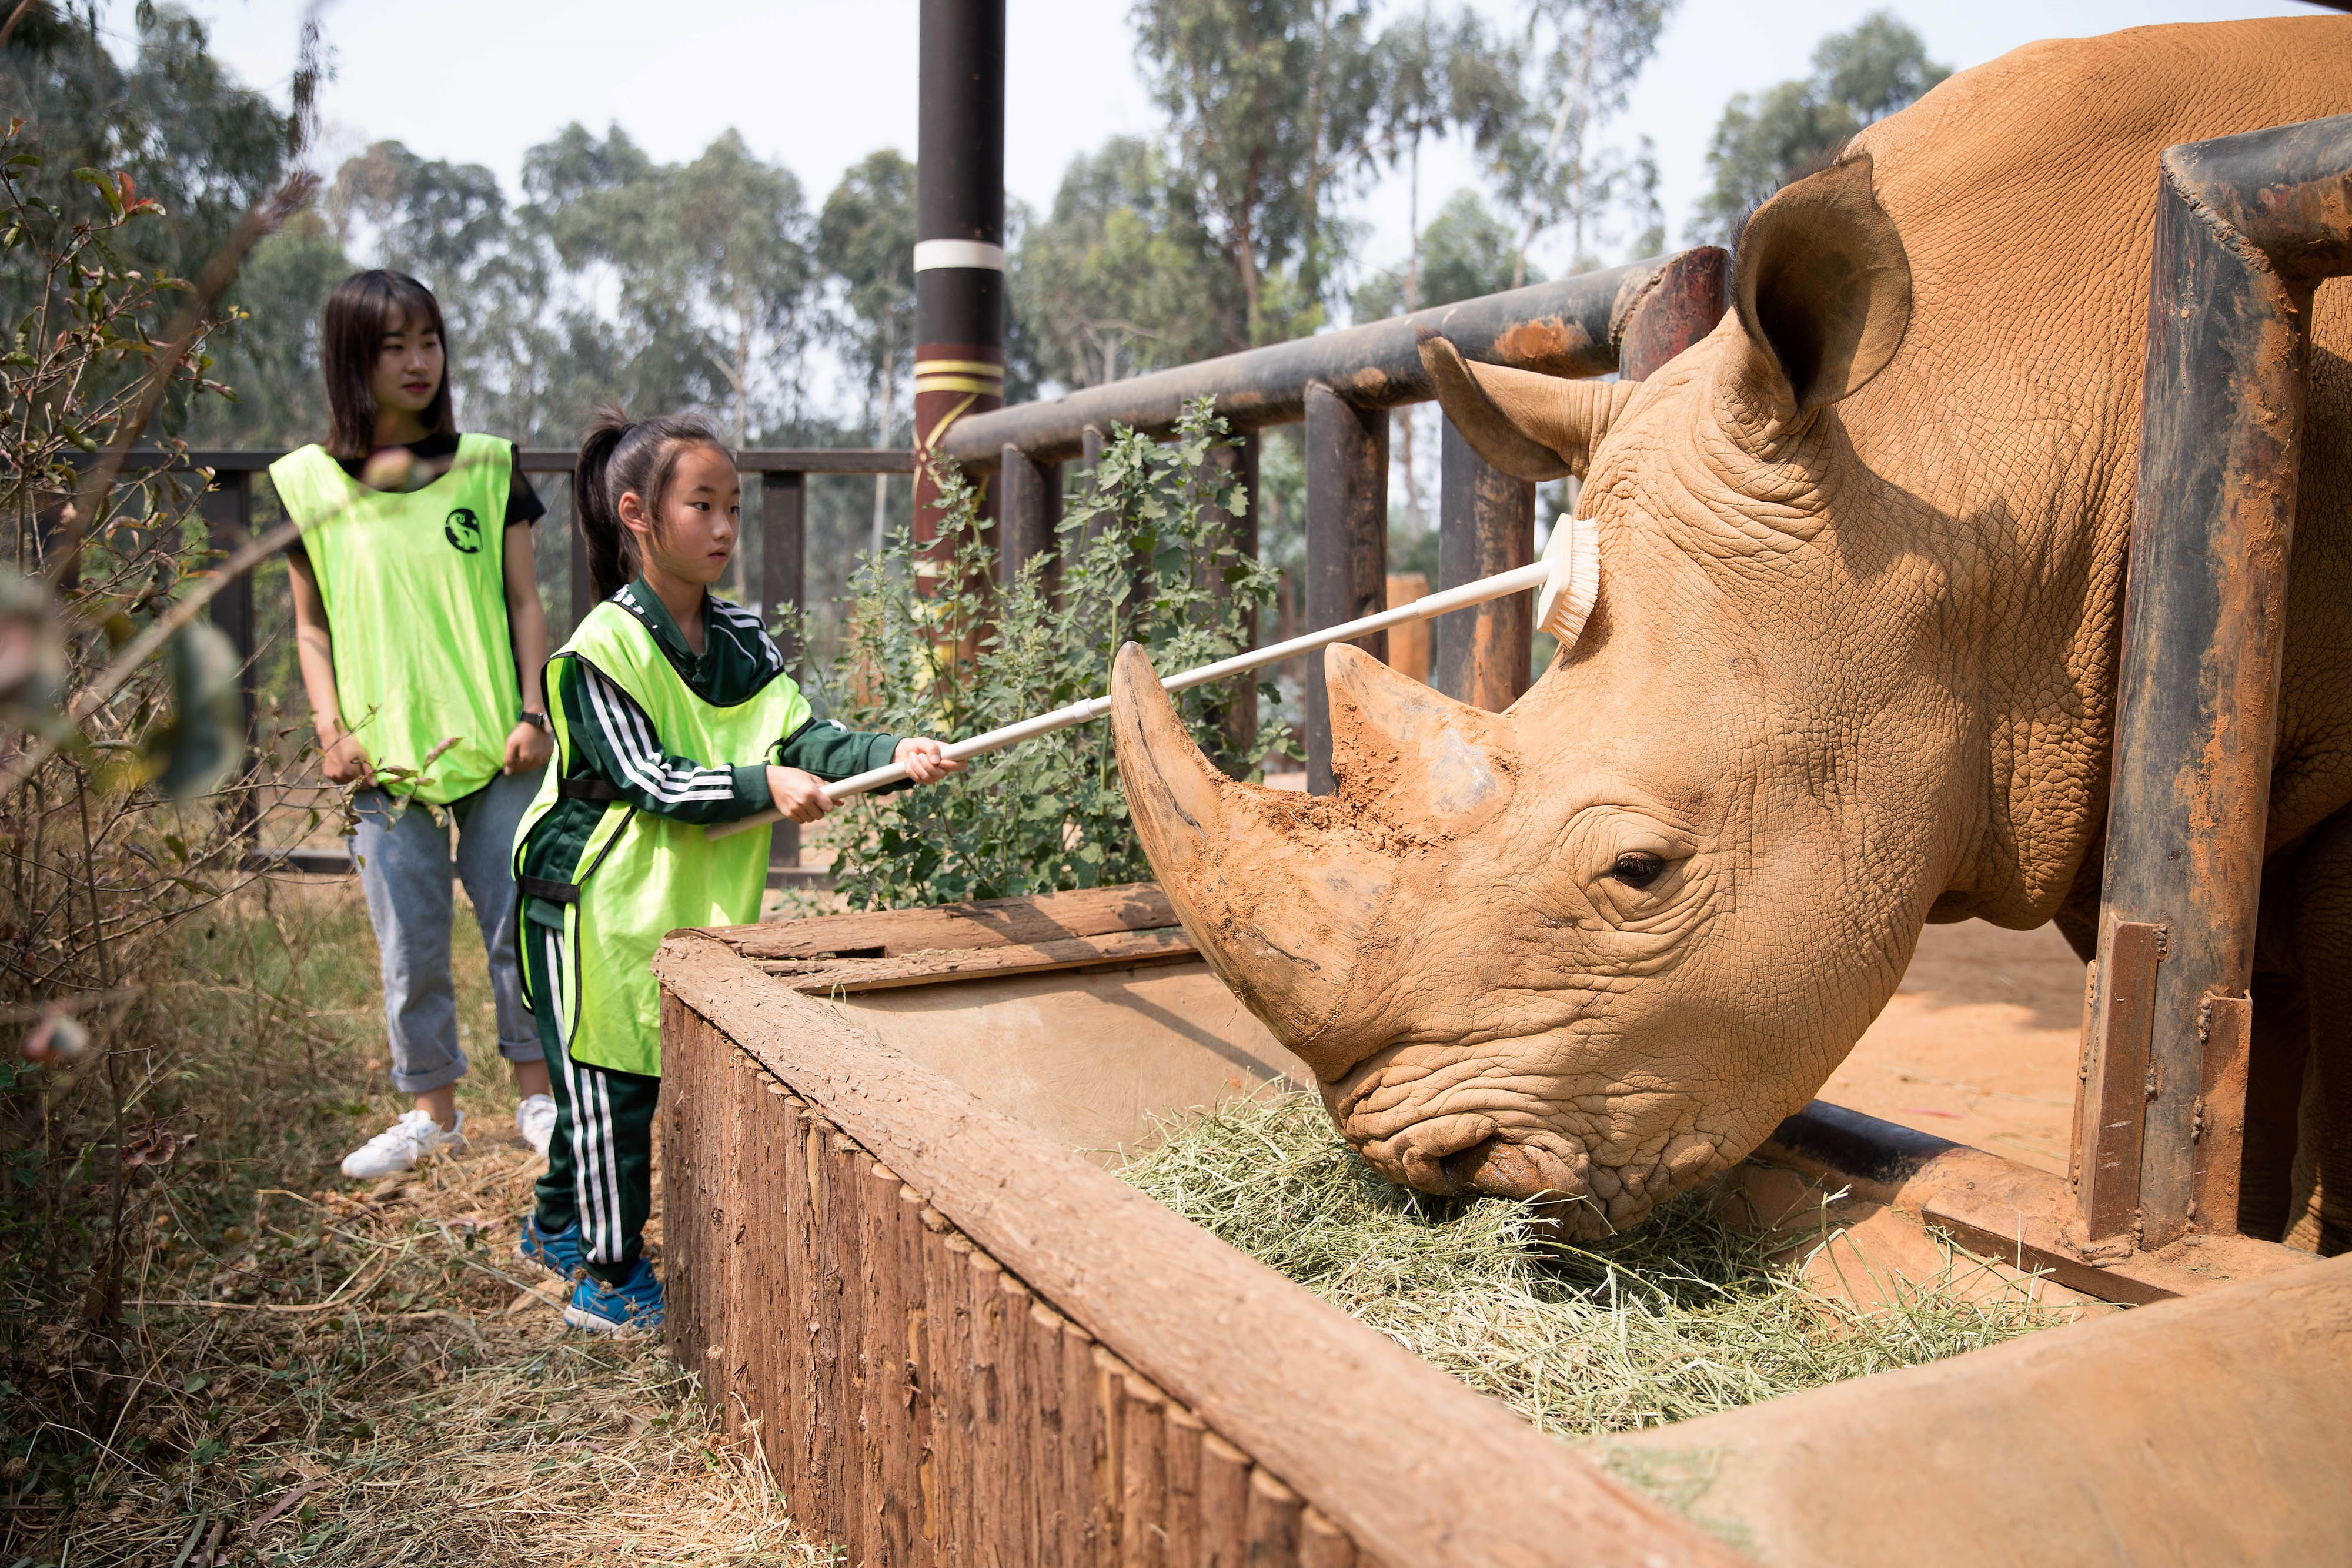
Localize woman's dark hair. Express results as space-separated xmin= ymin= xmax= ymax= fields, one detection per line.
xmin=575 ymin=404 xmax=730 ymax=601
xmin=320 ymin=270 xmax=457 ymax=460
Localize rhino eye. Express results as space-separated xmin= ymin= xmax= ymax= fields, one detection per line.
xmin=1611 ymin=851 xmax=1665 ymax=888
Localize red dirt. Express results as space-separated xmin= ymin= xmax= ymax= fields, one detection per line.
xmin=1825 ymin=920 xmax=2087 ymax=1176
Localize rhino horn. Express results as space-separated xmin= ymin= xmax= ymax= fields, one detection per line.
xmin=1325 ymin=643 xmax=1516 ymax=832
xmin=1416 ymin=330 xmax=1637 ymax=482
xmin=1111 ymin=643 xmax=1398 ymax=1062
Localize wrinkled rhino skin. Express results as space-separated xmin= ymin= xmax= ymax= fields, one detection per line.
xmin=1113 ymin=18 xmax=2352 ymax=1248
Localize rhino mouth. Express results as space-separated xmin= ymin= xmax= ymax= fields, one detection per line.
xmin=1326 ymin=1041 xmax=1733 ymax=1240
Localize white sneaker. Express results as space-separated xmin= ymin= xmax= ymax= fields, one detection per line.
xmin=340 ymin=1109 xmax=466 ymax=1179
xmin=516 ymin=1094 xmax=557 ymax=1158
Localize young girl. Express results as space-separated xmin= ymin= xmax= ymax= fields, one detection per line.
xmin=512 ymin=407 xmax=960 ymax=1331
xmin=275 ymin=270 xmax=559 ymax=1179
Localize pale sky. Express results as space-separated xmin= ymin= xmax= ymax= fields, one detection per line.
xmin=106 ymin=0 xmax=2317 ymax=299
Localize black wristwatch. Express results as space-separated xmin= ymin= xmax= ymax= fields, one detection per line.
xmin=518 ymin=711 xmax=552 ymax=733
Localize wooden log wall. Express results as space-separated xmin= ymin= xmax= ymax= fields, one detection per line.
xmin=656 ymin=927 xmax=1746 ymax=1568
xmin=666 ymin=997 xmax=1379 ymax=1564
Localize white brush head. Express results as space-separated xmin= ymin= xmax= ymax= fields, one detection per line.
xmin=1536 ymin=511 xmax=1599 ymax=646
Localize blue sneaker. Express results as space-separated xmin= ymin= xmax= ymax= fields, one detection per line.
xmin=564 ymin=1259 xmax=663 ymax=1333
xmin=517 ymin=1215 xmax=581 ymax=1281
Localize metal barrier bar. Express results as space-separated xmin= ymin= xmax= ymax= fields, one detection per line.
xmin=2084 ymin=111 xmax=2352 ymax=1249
xmin=941 ymin=259 xmax=1685 ymax=466
xmin=1302 ymin=384 xmax=1388 ymax=794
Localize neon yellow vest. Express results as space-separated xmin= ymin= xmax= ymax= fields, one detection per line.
xmin=513 ymin=600 xmax=809 ymax=1076
xmin=268 ymin=437 xmax=518 ymax=804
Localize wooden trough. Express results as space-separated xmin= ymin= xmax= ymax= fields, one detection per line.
xmin=655 ymin=884 xmax=2352 ymax=1567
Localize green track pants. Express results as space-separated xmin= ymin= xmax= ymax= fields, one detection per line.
xmin=524 ymin=915 xmax=660 ymax=1286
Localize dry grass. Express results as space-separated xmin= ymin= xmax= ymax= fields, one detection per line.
xmin=1119 ymin=1092 xmax=2069 ymax=1438
xmin=1 ymin=882 xmax=816 ymax=1567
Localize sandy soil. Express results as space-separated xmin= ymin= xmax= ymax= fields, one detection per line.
xmin=1824 ymin=920 xmax=2088 ymax=1176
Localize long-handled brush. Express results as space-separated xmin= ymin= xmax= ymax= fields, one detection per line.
xmin=704 ymin=511 xmax=1597 ymax=841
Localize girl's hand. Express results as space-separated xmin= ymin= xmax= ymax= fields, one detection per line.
xmin=320 ymin=728 xmax=373 ymax=786
xmin=766 ymin=765 xmax=832 ymax=823
xmin=896 ymin=737 xmax=965 ymax=785
xmin=503 ymin=720 xmax=553 ymax=775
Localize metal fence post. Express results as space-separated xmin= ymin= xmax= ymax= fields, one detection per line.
xmin=1303 ymin=383 xmax=1387 ymax=795
xmin=1433 ymin=423 xmax=1533 ymax=711
xmin=998 ymin=444 xmax=1060 ymax=600
xmin=199 ymin=468 xmax=258 ymax=828
xmin=569 ymin=499 xmax=596 ymax=634
xmin=1205 ymin=432 xmax=1260 ymax=765
xmin=763 ymin=470 xmax=807 ymax=871
xmin=1618 ymin=246 xmax=1729 ymax=382
xmin=2082 ymin=113 xmax=2352 ymax=1250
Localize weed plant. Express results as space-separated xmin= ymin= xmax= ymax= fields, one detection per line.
xmin=1119 ymin=1093 xmax=2066 ymax=1437
xmin=814 ymin=398 xmax=1288 ymax=907
xmin=0 ymin=883 xmax=811 ymax=1566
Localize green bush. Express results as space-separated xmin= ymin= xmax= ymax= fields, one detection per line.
xmin=816 ymin=397 xmax=1289 ymax=908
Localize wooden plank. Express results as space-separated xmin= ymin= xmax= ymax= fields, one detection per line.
xmin=1198 ymin=1434 xmax=1251 ymax=1568
xmin=1028 ymin=1300 xmax=1077 ymax=1567
xmin=923 ymin=1226 xmax=977 ymax=1561
xmin=965 ymin=1247 xmax=1013 ymax=1563
xmin=994 ymin=1269 xmax=1041 ymax=1566
xmin=1299 ymin=1507 xmax=1357 ymax=1568
xmin=745 ymin=1073 xmax=799 ymax=1473
xmin=659 ymin=997 xmax=712 ymax=1392
xmin=761 ymin=926 xmax=1194 ymax=995
xmin=827 ymin=1133 xmax=874 ymax=1567
xmin=656 ymin=935 xmax=1748 ymax=1568
xmin=1244 ymin=1469 xmax=1304 ymax=1566
xmin=718 ymin=1051 xmax=757 ymax=1437
xmin=1162 ymin=1405 xmax=1205 ymax=1568
xmin=1057 ymin=1313 xmax=1108 ymax=1567
xmin=780 ymin=1091 xmax=824 ymax=1525
xmin=804 ymin=1114 xmax=848 ymax=1539
xmin=1093 ymin=1346 xmax=1131 ymax=1568
xmin=719 ymin=882 xmax=1177 ymax=961
xmin=898 ymin=1186 xmax=941 ymax=1568
xmin=866 ymin=1165 xmax=921 ymax=1568
xmin=1119 ymin=1370 xmax=1169 ymax=1568
xmin=756 ymin=1085 xmax=807 ymax=1523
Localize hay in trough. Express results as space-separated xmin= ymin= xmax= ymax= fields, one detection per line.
xmin=1118 ymin=1092 xmax=2067 ymax=1437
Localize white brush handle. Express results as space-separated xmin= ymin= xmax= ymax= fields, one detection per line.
xmin=705 ymin=544 xmax=1565 ymax=841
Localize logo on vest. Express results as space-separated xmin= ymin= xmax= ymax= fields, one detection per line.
xmin=444 ymin=508 xmax=483 ymax=553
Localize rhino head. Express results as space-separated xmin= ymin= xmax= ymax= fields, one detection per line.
xmin=1113 ymin=153 xmax=1976 ymax=1238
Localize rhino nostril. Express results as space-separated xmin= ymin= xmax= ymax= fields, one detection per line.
xmin=1441 ymin=1136 xmax=1567 ymax=1201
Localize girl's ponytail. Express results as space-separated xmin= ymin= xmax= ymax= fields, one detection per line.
xmin=572 ymin=403 xmax=729 ymax=603
xmin=574 ymin=403 xmax=637 ymax=602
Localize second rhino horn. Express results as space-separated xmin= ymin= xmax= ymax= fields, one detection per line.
xmin=1325 ymin=644 xmax=1516 ymax=832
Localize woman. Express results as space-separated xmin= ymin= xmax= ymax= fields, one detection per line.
xmin=275 ymin=270 xmax=557 ymax=1178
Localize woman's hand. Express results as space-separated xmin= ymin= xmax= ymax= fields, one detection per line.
xmin=766 ymin=765 xmax=833 ymax=823
xmin=503 ymin=720 xmax=553 ymax=775
xmin=319 ymin=727 xmax=373 ymax=786
xmin=895 ymin=737 xmax=965 ymax=785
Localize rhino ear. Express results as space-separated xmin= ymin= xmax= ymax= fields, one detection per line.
xmin=1416 ymin=330 xmax=1636 ymax=482
xmin=1732 ymin=151 xmax=1912 ymax=417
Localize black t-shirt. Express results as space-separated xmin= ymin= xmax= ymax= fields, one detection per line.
xmin=331 ymin=433 xmax=545 ymax=527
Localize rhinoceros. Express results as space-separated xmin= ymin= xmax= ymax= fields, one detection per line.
xmin=1110 ymin=17 xmax=2352 ymax=1251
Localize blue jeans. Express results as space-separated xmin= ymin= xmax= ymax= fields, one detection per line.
xmin=350 ymin=770 xmax=542 ymax=1095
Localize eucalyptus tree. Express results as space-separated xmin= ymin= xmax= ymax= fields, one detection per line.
xmin=818 ymin=150 xmax=917 ymax=559
xmin=1129 ymin=0 xmax=1387 ymax=350
xmin=1691 ymin=11 xmax=1949 ymax=242
xmin=1010 ymin=136 xmax=1232 ymax=393
xmin=1488 ymin=0 xmax=1675 ymax=283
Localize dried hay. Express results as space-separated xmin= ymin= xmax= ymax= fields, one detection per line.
xmin=2 ymin=885 xmax=814 ymax=1567
xmin=1118 ymin=1092 xmax=2069 ymax=1437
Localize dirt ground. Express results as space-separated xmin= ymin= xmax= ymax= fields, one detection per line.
xmin=1825 ymin=920 xmax=2087 ymax=1175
